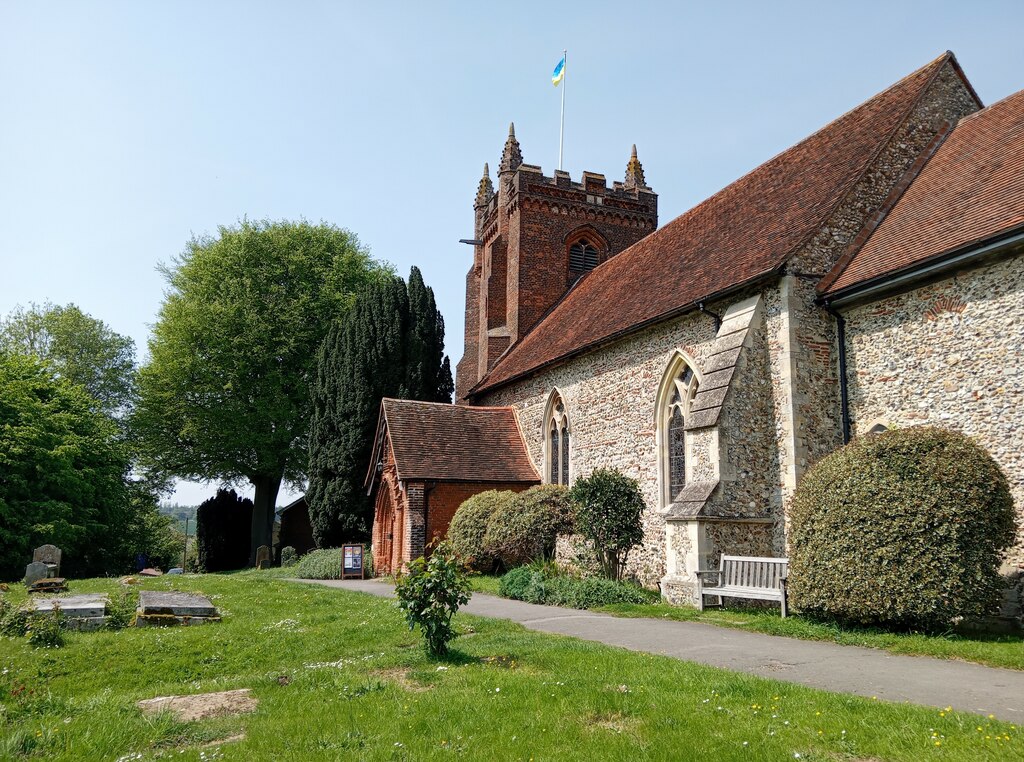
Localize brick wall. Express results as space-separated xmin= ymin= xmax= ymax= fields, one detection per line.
xmin=425 ymin=482 xmax=535 ymax=550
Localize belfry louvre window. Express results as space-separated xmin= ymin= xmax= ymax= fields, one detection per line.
xmin=569 ymin=239 xmax=599 ymax=272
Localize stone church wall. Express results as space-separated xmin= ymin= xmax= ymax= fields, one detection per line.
xmin=478 ymin=285 xmax=784 ymax=588
xmin=843 ymin=254 xmax=1024 ymax=568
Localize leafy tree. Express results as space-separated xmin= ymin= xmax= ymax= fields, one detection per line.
xmin=0 ymin=302 xmax=136 ymax=417
xmin=0 ymin=353 xmax=129 ymax=580
xmin=133 ymin=219 xmax=388 ymax=563
xmin=307 ymin=268 xmax=453 ymax=546
xmin=195 ymin=489 xmax=253 ymax=572
xmin=568 ymin=468 xmax=645 ymax=581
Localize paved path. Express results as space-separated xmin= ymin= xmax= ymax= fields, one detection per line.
xmin=291 ymin=578 xmax=1024 ymax=722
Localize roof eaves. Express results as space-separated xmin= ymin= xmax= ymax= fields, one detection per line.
xmin=821 ymin=222 xmax=1024 ymax=308
xmin=468 ymin=268 xmax=780 ymax=398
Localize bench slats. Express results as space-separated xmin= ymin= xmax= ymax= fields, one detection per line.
xmin=697 ymin=554 xmax=789 ymax=617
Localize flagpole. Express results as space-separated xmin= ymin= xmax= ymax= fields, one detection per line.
xmin=558 ymin=49 xmax=566 ymax=170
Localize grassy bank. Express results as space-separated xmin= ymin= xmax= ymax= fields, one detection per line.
xmin=1 ymin=573 xmax=1020 ymax=760
xmin=467 ymin=574 xmax=1024 ymax=672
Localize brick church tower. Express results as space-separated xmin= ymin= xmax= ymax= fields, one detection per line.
xmin=455 ymin=125 xmax=658 ymax=400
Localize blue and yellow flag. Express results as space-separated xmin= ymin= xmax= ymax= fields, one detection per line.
xmin=552 ymin=55 xmax=565 ymax=86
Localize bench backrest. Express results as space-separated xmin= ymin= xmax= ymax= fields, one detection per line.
xmin=719 ymin=555 xmax=788 ymax=589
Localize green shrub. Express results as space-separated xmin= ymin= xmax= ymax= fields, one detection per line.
xmin=789 ymin=426 xmax=1016 ymax=630
xmin=483 ymin=485 xmax=574 ymax=568
xmin=498 ymin=564 xmax=659 ymax=609
xmin=26 ymin=604 xmax=65 ymax=649
xmin=568 ymin=469 xmax=645 ymax=580
xmin=395 ymin=541 xmax=471 ymax=656
xmin=497 ymin=565 xmax=536 ymax=600
xmin=294 ymin=547 xmax=374 ymax=580
xmin=106 ymin=588 xmax=138 ymax=630
xmin=544 ymin=575 xmax=657 ymax=608
xmin=0 ymin=600 xmax=31 ymax=638
xmin=280 ymin=546 xmax=298 ymax=568
xmin=447 ymin=490 xmax=516 ymax=571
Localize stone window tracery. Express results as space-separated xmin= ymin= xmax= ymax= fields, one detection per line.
xmin=545 ymin=392 xmax=571 ymax=486
xmin=658 ymin=357 xmax=699 ymax=506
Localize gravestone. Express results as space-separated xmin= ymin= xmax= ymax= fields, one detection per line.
xmin=136 ymin=590 xmax=220 ymax=627
xmin=32 ymin=545 xmax=61 ymax=577
xmin=24 ymin=561 xmax=49 ymax=586
xmin=255 ymin=545 xmax=272 ymax=569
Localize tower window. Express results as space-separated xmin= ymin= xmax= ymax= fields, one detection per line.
xmin=569 ymin=239 xmax=599 ymax=272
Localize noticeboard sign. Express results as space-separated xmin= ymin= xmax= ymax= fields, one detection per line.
xmin=342 ymin=544 xmax=365 ymax=580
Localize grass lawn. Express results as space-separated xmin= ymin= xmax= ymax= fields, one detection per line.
xmin=467 ymin=575 xmax=1024 ymax=672
xmin=1 ymin=573 xmax=1020 ymax=761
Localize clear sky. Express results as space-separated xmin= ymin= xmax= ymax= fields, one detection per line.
xmin=3 ymin=1 xmax=1023 ymax=506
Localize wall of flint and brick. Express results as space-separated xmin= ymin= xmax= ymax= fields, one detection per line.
xmin=475 ymin=60 xmax=986 ymax=591
xmin=843 ymin=254 xmax=1024 ymax=568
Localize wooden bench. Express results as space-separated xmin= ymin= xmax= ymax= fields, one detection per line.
xmin=695 ymin=554 xmax=789 ymax=617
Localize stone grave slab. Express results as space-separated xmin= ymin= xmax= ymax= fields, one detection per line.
xmin=33 ymin=594 xmax=109 ymax=631
xmin=137 ymin=688 xmax=256 ymax=722
xmin=136 ymin=590 xmax=220 ymax=627
xmin=255 ymin=545 xmax=271 ymax=569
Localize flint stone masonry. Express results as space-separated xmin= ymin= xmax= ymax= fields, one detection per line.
xmin=843 ymin=253 xmax=1024 ymax=567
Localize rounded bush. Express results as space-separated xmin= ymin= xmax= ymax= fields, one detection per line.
xmin=447 ymin=490 xmax=516 ymax=571
xmin=789 ymin=426 xmax=1016 ymax=630
xmin=280 ymin=546 xmax=298 ymax=568
xmin=483 ymin=485 xmax=574 ymax=568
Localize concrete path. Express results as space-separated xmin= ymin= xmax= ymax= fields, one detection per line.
xmin=291 ymin=578 xmax=1024 ymax=723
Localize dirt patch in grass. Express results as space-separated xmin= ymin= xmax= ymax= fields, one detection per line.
xmin=480 ymin=655 xmax=518 ymax=669
xmin=586 ymin=711 xmax=638 ymax=734
xmin=372 ymin=668 xmax=430 ymax=692
xmin=136 ymin=688 xmax=258 ymax=722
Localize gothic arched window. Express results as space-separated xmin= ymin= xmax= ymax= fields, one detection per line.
xmin=569 ymin=239 xmax=599 ymax=272
xmin=658 ymin=356 xmax=699 ymax=506
xmin=545 ymin=392 xmax=571 ymax=486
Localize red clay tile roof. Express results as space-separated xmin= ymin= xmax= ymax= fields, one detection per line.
xmin=471 ymin=53 xmax=964 ymax=396
xmin=372 ymin=398 xmax=539 ymax=484
xmin=822 ymin=88 xmax=1024 ymax=296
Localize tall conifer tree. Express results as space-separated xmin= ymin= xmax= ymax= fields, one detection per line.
xmin=307 ymin=268 xmax=452 ymax=546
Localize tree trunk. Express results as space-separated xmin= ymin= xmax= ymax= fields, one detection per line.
xmin=249 ymin=473 xmax=282 ymax=566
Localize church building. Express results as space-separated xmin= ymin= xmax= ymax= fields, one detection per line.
xmin=369 ymin=51 xmax=1024 ymax=605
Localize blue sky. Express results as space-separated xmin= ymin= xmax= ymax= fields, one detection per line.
xmin=2 ymin=1 xmax=1023 ymax=505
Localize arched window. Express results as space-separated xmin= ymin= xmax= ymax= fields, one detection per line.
xmin=569 ymin=239 xmax=599 ymax=272
xmin=545 ymin=391 xmax=571 ymax=486
xmin=657 ymin=354 xmax=700 ymax=506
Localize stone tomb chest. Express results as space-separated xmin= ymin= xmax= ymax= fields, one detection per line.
xmin=136 ymin=591 xmax=221 ymax=627
xmin=33 ymin=594 xmax=109 ymax=631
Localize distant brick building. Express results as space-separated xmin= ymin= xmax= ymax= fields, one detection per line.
xmin=369 ymin=51 xmax=1024 ymax=613
xmin=365 ymin=399 xmax=538 ymax=574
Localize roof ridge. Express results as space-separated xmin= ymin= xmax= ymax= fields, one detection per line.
xmin=958 ymin=86 xmax=1024 ymax=123
xmin=382 ymin=397 xmax=513 ymax=412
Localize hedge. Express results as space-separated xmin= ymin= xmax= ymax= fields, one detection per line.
xmin=789 ymin=426 xmax=1015 ymax=630
xmin=498 ymin=564 xmax=657 ymax=608
xmin=294 ymin=547 xmax=374 ymax=580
